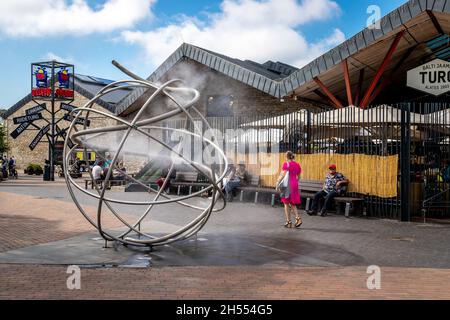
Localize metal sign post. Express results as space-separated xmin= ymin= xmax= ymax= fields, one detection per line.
xmin=9 ymin=60 xmax=83 ymax=181
xmin=32 ymin=60 xmax=75 ymax=181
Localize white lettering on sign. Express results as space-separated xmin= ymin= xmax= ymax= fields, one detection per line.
xmin=407 ymin=58 xmax=450 ymax=96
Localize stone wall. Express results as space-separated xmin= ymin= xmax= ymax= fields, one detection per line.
xmin=122 ymin=59 xmax=318 ymax=121
xmin=158 ymin=60 xmax=315 ymax=117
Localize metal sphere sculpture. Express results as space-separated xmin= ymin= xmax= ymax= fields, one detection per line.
xmin=63 ymin=61 xmax=228 ymax=247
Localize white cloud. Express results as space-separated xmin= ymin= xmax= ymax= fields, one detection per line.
xmin=122 ymin=0 xmax=345 ymax=69
xmin=40 ymin=52 xmax=93 ymax=74
xmin=41 ymin=52 xmax=74 ymax=64
xmin=0 ymin=0 xmax=156 ymax=37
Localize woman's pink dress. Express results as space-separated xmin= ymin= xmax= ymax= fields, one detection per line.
xmin=281 ymin=161 xmax=301 ymax=205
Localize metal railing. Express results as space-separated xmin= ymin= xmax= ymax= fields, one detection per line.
xmin=162 ymin=102 xmax=450 ymax=220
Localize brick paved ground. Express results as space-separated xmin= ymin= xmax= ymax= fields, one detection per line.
xmin=1 ymin=177 xmax=450 ymax=300
xmin=0 ymin=191 xmax=134 ymax=253
xmin=0 ymin=264 xmax=449 ymax=299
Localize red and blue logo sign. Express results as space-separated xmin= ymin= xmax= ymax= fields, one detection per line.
xmin=34 ymin=67 xmax=48 ymax=88
xmin=57 ymin=68 xmax=70 ymax=88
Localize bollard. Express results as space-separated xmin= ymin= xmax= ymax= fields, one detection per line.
xmin=305 ymin=198 xmax=311 ymax=211
xmin=240 ymin=190 xmax=244 ymax=202
xmin=271 ymin=194 xmax=275 ymax=207
xmin=254 ymin=192 xmax=259 ymax=204
xmin=345 ymin=202 xmax=351 ymax=218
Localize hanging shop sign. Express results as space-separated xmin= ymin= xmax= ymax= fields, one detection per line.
xmin=56 ymin=126 xmax=75 ymax=149
xmin=60 ymin=103 xmax=76 ymax=112
xmin=13 ymin=113 xmax=43 ymax=125
xmin=10 ymin=104 xmax=47 ymax=139
xmin=10 ymin=122 xmax=31 ymax=139
xmin=29 ymin=124 xmax=50 ymax=151
xmin=25 ymin=103 xmax=46 ymax=115
xmin=407 ymin=58 xmax=450 ymax=96
xmin=63 ymin=113 xmax=90 ymax=127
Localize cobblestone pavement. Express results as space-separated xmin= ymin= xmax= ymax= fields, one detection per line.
xmin=1 ymin=176 xmax=450 ymax=299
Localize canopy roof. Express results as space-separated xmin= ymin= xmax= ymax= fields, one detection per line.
xmin=116 ymin=0 xmax=450 ymax=115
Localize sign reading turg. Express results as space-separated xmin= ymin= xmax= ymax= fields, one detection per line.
xmin=407 ymin=59 xmax=450 ymax=96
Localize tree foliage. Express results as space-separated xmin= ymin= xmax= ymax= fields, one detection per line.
xmin=0 ymin=123 xmax=9 ymax=154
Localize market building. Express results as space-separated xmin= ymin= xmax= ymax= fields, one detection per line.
xmin=2 ymin=0 xmax=450 ymax=221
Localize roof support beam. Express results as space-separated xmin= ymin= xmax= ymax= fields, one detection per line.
xmin=313 ymin=89 xmax=331 ymax=100
xmin=354 ymin=68 xmax=365 ymax=107
xmin=342 ymin=59 xmax=353 ymax=106
xmin=367 ymin=44 xmax=418 ymax=105
xmin=426 ymin=10 xmax=444 ymax=35
xmin=313 ymin=77 xmax=343 ymax=108
xmin=360 ymin=31 xmax=404 ymax=108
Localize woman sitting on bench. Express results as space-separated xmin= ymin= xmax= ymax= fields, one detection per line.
xmin=224 ymin=163 xmax=247 ymax=202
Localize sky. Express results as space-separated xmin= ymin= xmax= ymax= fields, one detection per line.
xmin=0 ymin=0 xmax=408 ymax=109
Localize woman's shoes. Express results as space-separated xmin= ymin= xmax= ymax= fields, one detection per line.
xmin=294 ymin=216 xmax=303 ymax=228
xmin=284 ymin=221 xmax=292 ymax=228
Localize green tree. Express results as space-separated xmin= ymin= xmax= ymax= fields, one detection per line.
xmin=0 ymin=123 xmax=9 ymax=154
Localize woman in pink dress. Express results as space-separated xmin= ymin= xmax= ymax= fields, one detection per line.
xmin=276 ymin=151 xmax=302 ymax=228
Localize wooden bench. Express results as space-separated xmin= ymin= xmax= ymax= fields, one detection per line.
xmin=84 ymin=179 xmax=127 ymax=190
xmin=236 ymin=176 xmax=280 ymax=206
xmin=170 ymin=172 xmax=209 ymax=195
xmin=235 ymin=178 xmax=364 ymax=215
xmin=299 ymin=180 xmax=364 ymax=217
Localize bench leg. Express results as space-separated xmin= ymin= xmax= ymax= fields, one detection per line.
xmin=271 ymin=194 xmax=275 ymax=207
xmin=305 ymin=198 xmax=311 ymax=211
xmin=240 ymin=190 xmax=244 ymax=202
xmin=336 ymin=202 xmax=342 ymax=215
xmin=254 ymin=192 xmax=259 ymax=204
xmin=345 ymin=202 xmax=351 ymax=218
xmin=422 ymin=208 xmax=427 ymax=223
xmin=85 ymin=181 xmax=88 ymax=189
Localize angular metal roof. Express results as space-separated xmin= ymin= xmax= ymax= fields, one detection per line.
xmin=285 ymin=0 xmax=450 ymax=105
xmin=114 ymin=0 xmax=450 ymax=115
xmin=114 ymin=44 xmax=299 ymax=115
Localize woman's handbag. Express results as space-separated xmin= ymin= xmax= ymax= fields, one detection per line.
xmin=276 ymin=163 xmax=290 ymax=193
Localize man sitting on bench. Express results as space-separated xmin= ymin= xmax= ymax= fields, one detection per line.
xmin=306 ymin=164 xmax=348 ymax=217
